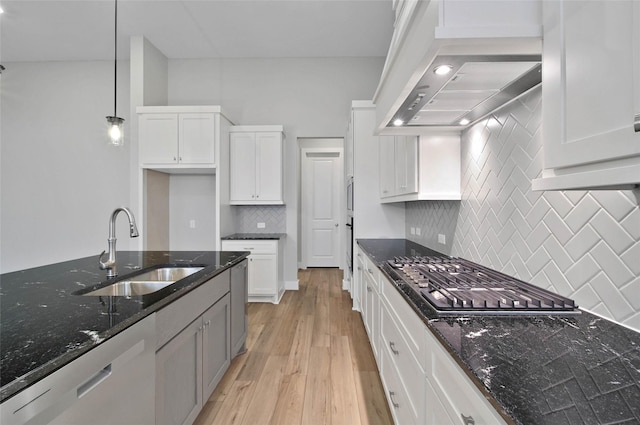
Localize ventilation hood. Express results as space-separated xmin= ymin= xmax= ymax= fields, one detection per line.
xmin=388 ymin=54 xmax=541 ymax=129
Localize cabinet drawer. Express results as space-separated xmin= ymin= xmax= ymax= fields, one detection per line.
xmin=380 ymin=275 xmax=426 ymax=365
xmin=381 ymin=303 xmax=425 ymax=424
xmin=156 ymin=270 xmax=230 ymax=350
xmin=380 ymin=343 xmax=416 ymax=425
xmin=427 ymin=329 xmax=507 ymax=425
xmin=221 ymin=240 xmax=277 ymax=255
xmin=362 ymin=254 xmax=379 ymax=292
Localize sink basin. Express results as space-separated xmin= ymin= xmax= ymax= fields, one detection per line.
xmin=81 ymin=266 xmax=204 ymax=297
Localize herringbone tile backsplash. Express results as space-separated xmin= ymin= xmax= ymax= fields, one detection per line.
xmin=406 ymin=86 xmax=640 ymax=332
xmin=236 ymin=205 xmax=286 ymax=233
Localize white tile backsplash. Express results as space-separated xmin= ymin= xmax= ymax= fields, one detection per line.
xmin=406 ymin=86 xmax=640 ymax=332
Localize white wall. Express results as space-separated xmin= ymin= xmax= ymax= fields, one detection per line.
xmin=1 ymin=60 xmax=133 ymax=273
xmin=169 ymin=174 xmax=217 ymax=250
xmin=167 ymin=57 xmax=385 ymax=283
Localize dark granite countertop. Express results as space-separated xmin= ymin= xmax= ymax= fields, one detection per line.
xmin=222 ymin=233 xmax=286 ymax=240
xmin=0 ymin=250 xmax=249 ymax=403
xmin=357 ymin=239 xmax=640 ymax=425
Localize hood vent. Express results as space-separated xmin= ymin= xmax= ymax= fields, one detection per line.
xmin=389 ymin=54 xmax=541 ymax=128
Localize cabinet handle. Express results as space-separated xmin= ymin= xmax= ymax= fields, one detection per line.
xmin=205 ymin=320 xmax=211 ymax=328
xmin=243 ymin=247 xmax=255 ymax=250
xmin=368 ymin=268 xmax=373 ymax=275
xmin=461 ymin=414 xmax=475 ymax=424
xmin=367 ymin=286 xmax=372 ymax=292
xmin=173 ymin=156 xmax=177 ymax=161
xmin=198 ymin=326 xmax=203 ymax=332
xmin=389 ymin=341 xmax=399 ymax=355
xmin=389 ymin=391 xmax=400 ymax=408
xmin=634 ymin=113 xmax=640 ymax=132
xmin=77 ymin=364 xmax=112 ymax=398
xmin=357 ymin=266 xmax=362 ymax=271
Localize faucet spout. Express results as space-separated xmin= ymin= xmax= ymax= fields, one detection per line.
xmin=99 ymin=207 xmax=140 ymax=278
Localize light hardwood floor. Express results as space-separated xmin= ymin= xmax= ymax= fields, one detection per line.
xmin=193 ymin=268 xmax=394 ymax=425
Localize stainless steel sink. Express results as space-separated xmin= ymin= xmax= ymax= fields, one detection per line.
xmin=81 ymin=266 xmax=204 ymax=296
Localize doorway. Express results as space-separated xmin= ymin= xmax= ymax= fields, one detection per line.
xmin=300 ymin=139 xmax=344 ymax=268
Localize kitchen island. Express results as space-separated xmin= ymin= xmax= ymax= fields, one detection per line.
xmin=0 ymin=250 xmax=249 ymax=407
xmin=357 ymin=239 xmax=640 ymax=425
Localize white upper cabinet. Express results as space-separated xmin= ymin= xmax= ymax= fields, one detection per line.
xmin=379 ymin=135 xmax=419 ymax=199
xmin=230 ymin=125 xmax=284 ymax=205
xmin=380 ymin=133 xmax=460 ymax=203
xmin=138 ymin=106 xmax=230 ymax=173
xmin=532 ymin=0 xmax=640 ymax=190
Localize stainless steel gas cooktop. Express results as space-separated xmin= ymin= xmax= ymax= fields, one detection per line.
xmin=386 ymin=256 xmax=580 ymax=316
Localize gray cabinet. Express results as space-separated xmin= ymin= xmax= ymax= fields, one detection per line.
xmin=155 ymin=271 xmax=231 ymax=425
xmin=202 ymin=296 xmax=231 ymax=398
xmin=230 ymin=260 xmax=248 ymax=356
xmin=156 ymin=316 xmax=203 ymax=425
xmin=156 ymin=293 xmax=230 ymax=425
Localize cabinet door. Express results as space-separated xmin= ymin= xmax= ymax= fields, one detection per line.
xmin=248 ymin=254 xmax=277 ymax=295
xmin=543 ymin=0 xmax=639 ymax=168
xmin=179 ymin=113 xmax=216 ymax=164
xmin=398 ymin=136 xmax=418 ymax=194
xmin=379 ymin=136 xmax=396 ymax=198
xmin=255 ymin=132 xmax=283 ymax=202
xmin=202 ymin=294 xmax=231 ymax=401
xmin=140 ymin=114 xmax=179 ymax=164
xmin=230 ymin=132 xmax=257 ymax=202
xmin=425 ymin=380 xmax=456 ymax=425
xmin=230 ymin=261 xmax=248 ymax=356
xmin=156 ymin=318 xmax=203 ymax=425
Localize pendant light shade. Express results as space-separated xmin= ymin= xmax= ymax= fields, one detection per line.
xmin=106 ymin=0 xmax=124 ymax=146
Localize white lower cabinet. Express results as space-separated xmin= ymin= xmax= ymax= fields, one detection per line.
xmin=426 ymin=328 xmax=507 ymax=425
xmin=361 ymin=254 xmax=380 ymax=360
xmin=359 ymin=251 xmax=507 ymax=425
xmin=221 ymin=240 xmax=283 ymax=304
xmin=156 ymin=293 xmax=230 ymax=425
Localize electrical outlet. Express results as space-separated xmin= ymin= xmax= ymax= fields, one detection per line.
xmin=410 ymin=227 xmax=416 ymax=235
xmin=438 ymin=234 xmax=446 ymax=244
xmin=257 ymin=222 xmax=266 ymax=229
xmin=416 ymin=227 xmax=421 ymax=236
xmin=189 ymin=220 xmax=196 ymax=229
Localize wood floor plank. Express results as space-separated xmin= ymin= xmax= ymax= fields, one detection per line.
xmin=354 ymin=371 xmax=394 ymax=425
xmin=206 ymin=380 xmax=256 ymax=425
xmin=193 ymin=268 xmax=393 ymax=425
xmin=330 ymin=335 xmax=362 ymax=425
xmin=240 ymin=355 xmax=288 ymax=425
xmin=301 ymin=346 xmax=332 ymax=425
xmin=268 ymin=374 xmax=307 ymax=425
xmin=285 ymin=314 xmax=314 ymax=376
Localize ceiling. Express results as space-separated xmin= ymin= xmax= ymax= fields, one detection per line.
xmin=0 ymin=0 xmax=395 ymax=63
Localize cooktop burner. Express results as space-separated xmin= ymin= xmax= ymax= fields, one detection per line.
xmin=387 ymin=256 xmax=580 ymax=316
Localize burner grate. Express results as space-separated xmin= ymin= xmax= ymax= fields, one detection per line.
xmin=387 ymin=256 xmax=579 ymax=315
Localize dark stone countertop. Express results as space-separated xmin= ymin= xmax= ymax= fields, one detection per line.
xmin=221 ymin=233 xmax=286 ymax=240
xmin=0 ymin=250 xmax=249 ymax=403
xmin=357 ymin=239 xmax=640 ymax=425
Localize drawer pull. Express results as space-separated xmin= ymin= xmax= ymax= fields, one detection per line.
xmin=77 ymin=364 xmax=112 ymax=398
xmin=367 ymin=286 xmax=372 ymax=293
xmin=461 ymin=414 xmax=475 ymax=425
xmin=368 ymin=269 xmax=373 ymax=274
xmin=634 ymin=113 xmax=640 ymax=132
xmin=389 ymin=391 xmax=400 ymax=408
xmin=389 ymin=341 xmax=399 ymax=355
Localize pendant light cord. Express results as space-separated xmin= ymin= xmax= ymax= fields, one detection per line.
xmin=113 ymin=0 xmax=118 ymax=117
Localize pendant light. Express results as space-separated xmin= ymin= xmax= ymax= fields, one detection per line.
xmin=106 ymin=0 xmax=124 ymax=146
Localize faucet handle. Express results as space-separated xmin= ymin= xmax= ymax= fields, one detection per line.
xmin=98 ymin=250 xmax=108 ymax=269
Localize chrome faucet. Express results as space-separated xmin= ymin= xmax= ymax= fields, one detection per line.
xmin=99 ymin=207 xmax=140 ymax=278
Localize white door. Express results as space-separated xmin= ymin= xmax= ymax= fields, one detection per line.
xmin=302 ymin=148 xmax=343 ymax=267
